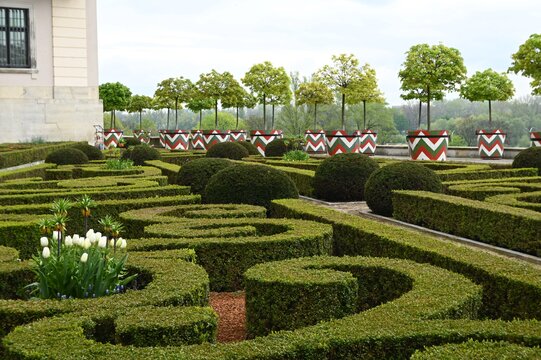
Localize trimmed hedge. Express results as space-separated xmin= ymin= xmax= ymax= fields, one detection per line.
xmin=264 ymin=138 xmax=288 ymax=157
xmin=115 ymin=306 xmax=217 ymax=346
xmin=45 ymin=148 xmax=89 ymax=165
xmin=70 ymin=143 xmax=104 ymax=161
xmin=0 ymin=163 xmax=55 ymax=182
xmin=144 ymin=160 xmax=180 ymax=184
xmin=205 ymin=163 xmax=299 ymax=210
xmin=436 ymin=167 xmax=538 ymax=181
xmin=206 ymin=142 xmax=249 ymax=160
xmin=411 ymin=340 xmax=541 ymax=359
xmin=176 ymin=158 xmax=233 ymax=198
xmin=392 ymin=190 xmax=541 ymax=256
xmin=237 ymin=141 xmax=259 ymax=155
xmin=121 ymin=144 xmax=161 ymax=166
xmin=131 ymin=217 xmax=333 ymax=291
xmin=245 ymin=256 xmax=481 ymax=338
xmin=445 ymin=183 xmax=522 ymax=200
xmin=272 ymin=166 xmax=315 ymax=196
xmin=270 ymin=199 xmax=541 ymax=320
xmin=0 ymin=142 xmax=82 ymax=169
xmin=313 ymin=153 xmax=379 ymax=202
xmin=486 ymin=190 xmax=541 ymax=212
xmin=512 ymin=146 xmax=541 ymax=175
xmin=160 ymin=152 xmax=206 ymax=166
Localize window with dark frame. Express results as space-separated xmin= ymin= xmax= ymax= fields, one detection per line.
xmin=0 ymin=7 xmax=30 ymax=68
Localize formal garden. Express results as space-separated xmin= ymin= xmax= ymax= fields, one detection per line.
xmin=0 ymin=34 xmax=541 ymax=358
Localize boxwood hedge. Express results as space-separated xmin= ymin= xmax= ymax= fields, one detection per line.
xmin=411 ymin=340 xmax=541 ymax=359
xmin=486 ymin=190 xmax=541 ymax=212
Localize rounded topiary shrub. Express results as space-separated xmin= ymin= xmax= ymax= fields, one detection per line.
xmin=71 ymin=143 xmax=104 ymax=161
xmin=512 ymin=146 xmax=541 ymax=175
xmin=177 ymin=158 xmax=233 ymax=197
xmin=265 ymin=139 xmax=288 ymax=157
xmin=365 ymin=162 xmax=443 ymax=217
xmin=313 ymin=153 xmax=379 ymax=202
xmin=206 ymin=142 xmax=249 ymax=160
xmin=124 ymin=137 xmax=142 ymax=148
xmin=121 ymin=144 xmax=160 ymax=166
xmin=238 ymin=141 xmax=259 ymax=155
xmin=205 ymin=164 xmax=299 ymax=209
xmin=45 ymin=148 xmax=89 ymax=165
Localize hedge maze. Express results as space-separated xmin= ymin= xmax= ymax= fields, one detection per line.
xmin=1 ymin=153 xmax=541 ymax=359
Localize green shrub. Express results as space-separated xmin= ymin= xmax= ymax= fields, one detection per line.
xmin=313 ymin=153 xmax=379 ymax=202
xmin=124 ymin=137 xmax=142 ymax=148
xmin=486 ymin=190 xmax=541 ymax=212
xmin=237 ymin=141 xmax=259 ymax=155
xmin=121 ymin=145 xmax=161 ymax=166
xmin=411 ymin=340 xmax=541 ymax=359
xmin=177 ymin=158 xmax=233 ymax=198
xmin=205 ymin=164 xmax=299 ymax=209
xmin=0 ymin=163 xmax=55 ymax=183
xmin=513 ymin=146 xmax=541 ymax=175
xmin=104 ymin=159 xmax=134 ymax=170
xmin=264 ymin=138 xmax=288 ymax=157
xmin=272 ymin=166 xmax=315 ymax=197
xmin=206 ymin=142 xmax=249 ymax=160
xmin=392 ymin=190 xmax=541 ymax=256
xmin=283 ymin=150 xmax=309 ymax=162
xmin=70 ymin=143 xmax=104 ymax=161
xmin=144 ymin=160 xmax=180 ymax=184
xmin=365 ymin=162 xmax=442 ymax=216
xmin=45 ymin=148 xmax=89 ymax=165
xmin=0 ymin=142 xmax=81 ymax=169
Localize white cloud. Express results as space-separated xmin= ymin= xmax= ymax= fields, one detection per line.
xmin=97 ymin=0 xmax=541 ymax=104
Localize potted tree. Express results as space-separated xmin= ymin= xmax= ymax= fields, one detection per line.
xmin=296 ymin=81 xmax=333 ymax=154
xmin=242 ymin=61 xmax=290 ymax=156
xmin=509 ymin=33 xmax=541 ymax=147
xmin=399 ymin=43 xmax=466 ymax=161
xmin=222 ymin=82 xmax=256 ymax=142
xmin=154 ymin=77 xmax=193 ymax=151
xmin=98 ymin=82 xmax=131 ymax=148
xmin=460 ymin=69 xmax=515 ymax=159
xmin=127 ymin=94 xmax=153 ymax=144
xmin=151 ymin=95 xmax=172 ymax=148
xmin=347 ymin=64 xmax=384 ymax=155
xmin=315 ymin=54 xmax=364 ymax=155
xmin=186 ymin=86 xmax=213 ymax=150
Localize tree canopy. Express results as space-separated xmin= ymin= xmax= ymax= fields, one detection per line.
xmin=296 ymin=81 xmax=334 ymax=129
xmin=346 ymin=64 xmax=385 ymax=129
xmin=398 ymin=43 xmax=467 ymax=130
xmin=154 ymin=77 xmax=193 ymax=129
xmin=314 ymin=54 xmax=364 ymax=130
xmin=127 ymin=95 xmax=153 ymax=129
xmin=197 ymin=70 xmax=240 ymax=128
xmin=509 ymin=33 xmax=541 ymax=95
xmin=186 ymin=85 xmax=214 ymax=129
xmin=98 ymin=82 xmax=132 ymax=129
xmin=460 ymin=69 xmax=515 ymax=123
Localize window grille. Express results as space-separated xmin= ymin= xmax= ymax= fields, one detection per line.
xmin=0 ymin=7 xmax=30 ymax=68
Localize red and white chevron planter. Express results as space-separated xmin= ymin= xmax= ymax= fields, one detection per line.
xmin=103 ymin=129 xmax=123 ymax=149
xmin=250 ymin=130 xmax=283 ymax=156
xmin=325 ymin=130 xmax=360 ymax=156
xmin=191 ymin=130 xmax=206 ymax=150
xmin=304 ymin=130 xmax=327 ymax=154
xmin=531 ymin=131 xmax=541 ymax=147
xmin=229 ymin=130 xmax=247 ymax=142
xmin=163 ymin=130 xmax=190 ymax=151
xmin=133 ymin=129 xmax=150 ymax=144
xmin=407 ymin=130 xmax=449 ymax=161
xmin=202 ymin=130 xmax=230 ymax=150
xmin=476 ymin=129 xmax=506 ymax=159
xmin=354 ymin=130 xmax=378 ymax=156
xmin=158 ymin=130 xmax=166 ymax=148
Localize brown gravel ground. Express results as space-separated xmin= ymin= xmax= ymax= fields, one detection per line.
xmin=210 ymin=291 xmax=246 ymax=343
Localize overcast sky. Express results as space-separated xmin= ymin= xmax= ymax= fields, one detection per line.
xmin=97 ymin=0 xmax=540 ymax=106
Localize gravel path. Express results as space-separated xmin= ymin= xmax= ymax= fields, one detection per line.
xmin=210 ymin=291 xmax=246 ymax=343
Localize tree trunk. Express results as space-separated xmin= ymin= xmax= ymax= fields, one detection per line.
xmin=199 ymin=110 xmax=202 ymax=129
xmin=262 ymin=95 xmax=266 ymax=130
xmin=175 ymin=98 xmax=178 ymax=129
xmin=314 ymin=103 xmax=318 ymax=129
xmin=488 ymin=100 xmax=492 ymax=124
xmin=139 ymin=110 xmax=142 ymax=129
xmin=418 ymin=101 xmax=422 ymax=129
xmin=363 ymin=100 xmax=367 ymax=130
xmin=166 ymin=108 xmax=170 ymax=130
xmin=236 ymin=107 xmax=239 ymax=129
xmin=111 ymin=110 xmax=115 ymax=129
xmin=341 ymin=93 xmax=346 ymax=130
xmin=427 ymin=86 xmax=431 ymax=131
xmin=214 ymin=100 xmax=218 ymax=128
xmin=271 ymin=104 xmax=275 ymax=129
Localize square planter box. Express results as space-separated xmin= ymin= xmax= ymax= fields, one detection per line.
xmin=191 ymin=130 xmax=206 ymax=150
xmin=407 ymin=130 xmax=449 ymax=161
xmin=133 ymin=129 xmax=151 ymax=144
xmin=163 ymin=130 xmax=190 ymax=151
xmin=229 ymin=130 xmax=247 ymax=142
xmin=103 ymin=129 xmax=123 ymax=149
xmin=158 ymin=130 xmax=166 ymax=148
xmin=250 ymin=130 xmax=283 ymax=156
xmin=354 ymin=129 xmax=378 ymax=156
xmin=531 ymin=131 xmax=541 ymax=147
xmin=202 ymin=130 xmax=231 ymax=150
xmin=325 ymin=130 xmax=360 ymax=156
xmin=304 ymin=130 xmax=327 ymax=154
xmin=476 ymin=129 xmax=506 ymax=159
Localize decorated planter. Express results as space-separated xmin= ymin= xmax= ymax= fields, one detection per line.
xmin=531 ymin=131 xmax=541 ymax=147
xmin=133 ymin=129 xmax=150 ymax=144
xmin=163 ymin=130 xmax=190 ymax=151
xmin=325 ymin=130 xmax=360 ymax=156
xmin=191 ymin=130 xmax=206 ymax=150
xmin=250 ymin=130 xmax=284 ymax=156
xmin=229 ymin=130 xmax=247 ymax=142
xmin=103 ymin=129 xmax=123 ymax=149
xmin=304 ymin=130 xmax=327 ymax=154
xmin=354 ymin=129 xmax=378 ymax=156
xmin=158 ymin=130 xmax=166 ymax=148
xmin=476 ymin=129 xmax=506 ymax=159
xmin=407 ymin=130 xmax=449 ymax=161
xmin=202 ymin=130 xmax=231 ymax=150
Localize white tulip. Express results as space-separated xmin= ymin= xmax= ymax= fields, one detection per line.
xmin=52 ymin=231 xmax=60 ymax=241
xmin=80 ymin=253 xmax=88 ymax=263
xmin=95 ymin=232 xmax=102 ymax=239
xmin=40 ymin=237 xmax=48 ymax=247
xmin=120 ymin=238 xmax=127 ymax=249
xmin=86 ymin=229 xmax=94 ymax=238
xmin=64 ymin=236 xmax=73 ymax=247
xmin=42 ymin=247 xmax=50 ymax=258
xmin=109 ymin=239 xmax=115 ymax=248
xmin=98 ymin=236 xmax=107 ymax=248
xmin=73 ymin=234 xmax=80 ymax=243
xmin=83 ymin=238 xmax=91 ymax=249
xmin=73 ymin=236 xmax=82 ymax=246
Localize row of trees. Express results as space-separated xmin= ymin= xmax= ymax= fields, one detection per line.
xmin=99 ymin=33 xmax=541 ymax=136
